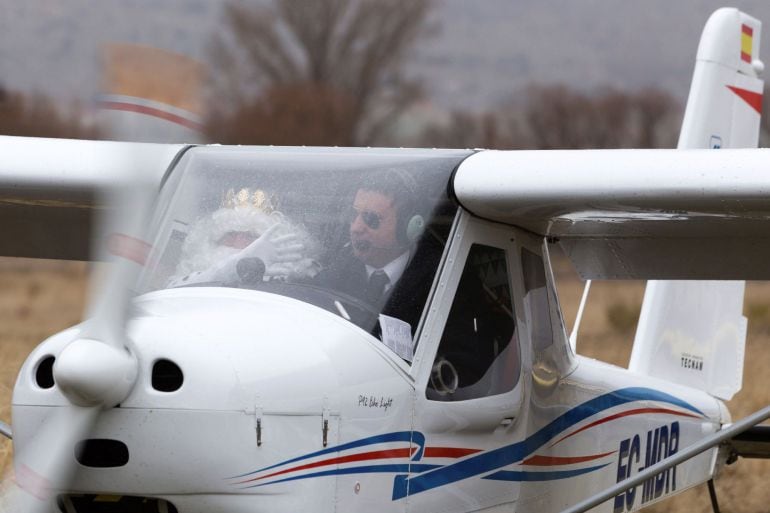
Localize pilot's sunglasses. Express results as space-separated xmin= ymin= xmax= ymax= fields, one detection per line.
xmin=352 ymin=209 xmax=382 ymax=230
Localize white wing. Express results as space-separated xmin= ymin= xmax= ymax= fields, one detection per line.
xmin=453 ymin=147 xmax=770 ymax=279
xmin=0 ymin=136 xmax=186 ymax=260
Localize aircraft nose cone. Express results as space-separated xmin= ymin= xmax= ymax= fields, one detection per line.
xmin=54 ymin=338 xmax=138 ymax=408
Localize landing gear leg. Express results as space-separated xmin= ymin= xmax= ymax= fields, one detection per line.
xmin=707 ymin=479 xmax=720 ymax=513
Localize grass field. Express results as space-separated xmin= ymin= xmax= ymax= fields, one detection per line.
xmin=0 ymin=258 xmax=769 ymax=511
xmin=0 ymin=260 xmax=88 ymax=486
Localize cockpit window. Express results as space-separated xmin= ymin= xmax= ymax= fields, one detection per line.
xmin=427 ymin=243 xmax=519 ymax=401
xmin=141 ymin=147 xmax=469 ymax=355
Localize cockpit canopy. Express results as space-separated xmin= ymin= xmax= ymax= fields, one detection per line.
xmin=141 ymin=146 xmax=471 ymax=345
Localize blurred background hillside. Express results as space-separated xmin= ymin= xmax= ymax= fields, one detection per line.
xmin=2 ymin=0 xmax=770 ymax=145
xmin=2 ymin=1 xmax=770 ymax=511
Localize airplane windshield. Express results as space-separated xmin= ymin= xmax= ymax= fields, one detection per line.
xmin=141 ymin=146 xmax=471 ymax=349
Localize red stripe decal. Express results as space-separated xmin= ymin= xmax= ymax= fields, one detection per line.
xmin=98 ymin=100 xmax=203 ymax=131
xmin=728 ymin=85 xmax=763 ymax=114
xmin=741 ymin=51 xmax=752 ymax=63
xmin=743 ymin=24 xmax=753 ymax=36
xmin=107 ymin=233 xmax=151 ymax=266
xmin=551 ymin=408 xmax=700 ymax=447
xmin=424 ymin=447 xmax=482 ymax=458
xmin=15 ymin=463 xmax=51 ymax=500
xmin=522 ymin=451 xmax=616 ymax=466
xmin=238 ymin=447 xmax=415 ymax=484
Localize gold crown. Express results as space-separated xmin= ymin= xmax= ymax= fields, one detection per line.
xmin=222 ymin=188 xmax=276 ymax=212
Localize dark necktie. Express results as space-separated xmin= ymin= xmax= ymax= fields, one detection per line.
xmin=366 ymin=270 xmax=390 ymax=304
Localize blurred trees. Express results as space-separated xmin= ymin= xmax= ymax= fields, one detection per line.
xmin=421 ymin=85 xmax=681 ymax=150
xmin=760 ymin=85 xmax=770 ymax=148
xmin=205 ymin=0 xmax=431 ymax=146
xmin=518 ymin=86 xmax=677 ymax=149
xmin=0 ymin=87 xmax=99 ymax=139
xmin=202 ymin=0 xmax=685 ymax=150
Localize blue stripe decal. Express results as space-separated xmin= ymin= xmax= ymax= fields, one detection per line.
xmin=229 ymin=431 xmax=424 ymax=479
xmin=240 ymin=463 xmax=442 ymax=489
xmin=391 ymin=387 xmax=702 ymax=499
xmin=483 ymin=463 xmax=611 ymax=482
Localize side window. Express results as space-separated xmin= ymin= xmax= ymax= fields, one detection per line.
xmin=427 ymin=243 xmax=520 ymax=401
xmin=522 ymin=248 xmax=553 ymax=352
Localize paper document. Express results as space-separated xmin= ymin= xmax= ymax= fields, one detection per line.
xmin=378 ymin=314 xmax=414 ymax=362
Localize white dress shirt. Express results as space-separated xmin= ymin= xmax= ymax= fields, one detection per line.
xmin=364 ymin=250 xmax=410 ymax=293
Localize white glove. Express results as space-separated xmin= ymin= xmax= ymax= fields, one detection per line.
xmin=175 ymin=224 xmax=304 ymax=285
xmin=238 ymin=224 xmax=304 ymax=277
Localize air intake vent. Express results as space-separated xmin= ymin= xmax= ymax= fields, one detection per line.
xmin=75 ymin=439 xmax=129 ymax=468
xmin=35 ymin=355 xmax=55 ymax=389
xmin=152 ymin=359 xmax=184 ymax=392
xmin=57 ymin=494 xmax=178 ymax=513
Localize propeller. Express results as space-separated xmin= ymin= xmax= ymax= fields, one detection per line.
xmin=0 ymin=149 xmax=158 ymax=513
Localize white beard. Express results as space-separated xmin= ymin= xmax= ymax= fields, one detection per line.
xmin=172 ymin=206 xmax=319 ymax=282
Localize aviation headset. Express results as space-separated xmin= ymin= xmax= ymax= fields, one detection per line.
xmin=359 ymin=168 xmax=425 ymax=245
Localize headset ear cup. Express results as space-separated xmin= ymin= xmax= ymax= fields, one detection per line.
xmin=406 ymin=215 xmax=425 ymax=242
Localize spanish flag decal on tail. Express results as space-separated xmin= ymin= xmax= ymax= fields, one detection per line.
xmin=741 ymin=24 xmax=753 ymax=63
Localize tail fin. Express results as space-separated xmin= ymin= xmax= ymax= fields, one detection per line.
xmin=677 ymin=8 xmax=763 ymax=148
xmin=630 ymin=8 xmax=763 ymax=401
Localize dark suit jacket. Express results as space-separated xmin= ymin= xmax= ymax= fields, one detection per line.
xmin=316 ymin=238 xmax=443 ymax=335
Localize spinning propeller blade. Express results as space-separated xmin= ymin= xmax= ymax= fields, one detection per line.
xmin=0 ymin=160 xmax=158 ymax=512
xmin=1 ymin=407 xmax=98 ymax=513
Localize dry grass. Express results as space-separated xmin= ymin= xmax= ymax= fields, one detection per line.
xmin=1 ymin=257 xmax=769 ymax=511
xmin=0 ymin=259 xmax=88 ymax=480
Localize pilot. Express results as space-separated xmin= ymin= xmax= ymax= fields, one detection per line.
xmin=318 ymin=169 xmax=437 ymax=333
xmin=170 ymin=188 xmax=317 ymax=286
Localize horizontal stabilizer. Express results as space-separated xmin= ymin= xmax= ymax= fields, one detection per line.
xmin=729 ymin=425 xmax=770 ymax=459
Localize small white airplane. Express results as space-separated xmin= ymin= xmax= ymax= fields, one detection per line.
xmin=0 ymin=7 xmax=768 ymax=513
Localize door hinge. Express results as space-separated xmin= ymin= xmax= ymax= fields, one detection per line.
xmin=322 ymin=402 xmax=330 ymax=447
xmin=254 ymin=398 xmax=263 ymax=448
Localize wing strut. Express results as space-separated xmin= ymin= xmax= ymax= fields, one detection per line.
xmin=560 ymin=405 xmax=770 ymax=513
xmin=569 ymin=279 xmax=591 ymax=351
xmin=707 ymin=479 xmax=721 ymax=513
